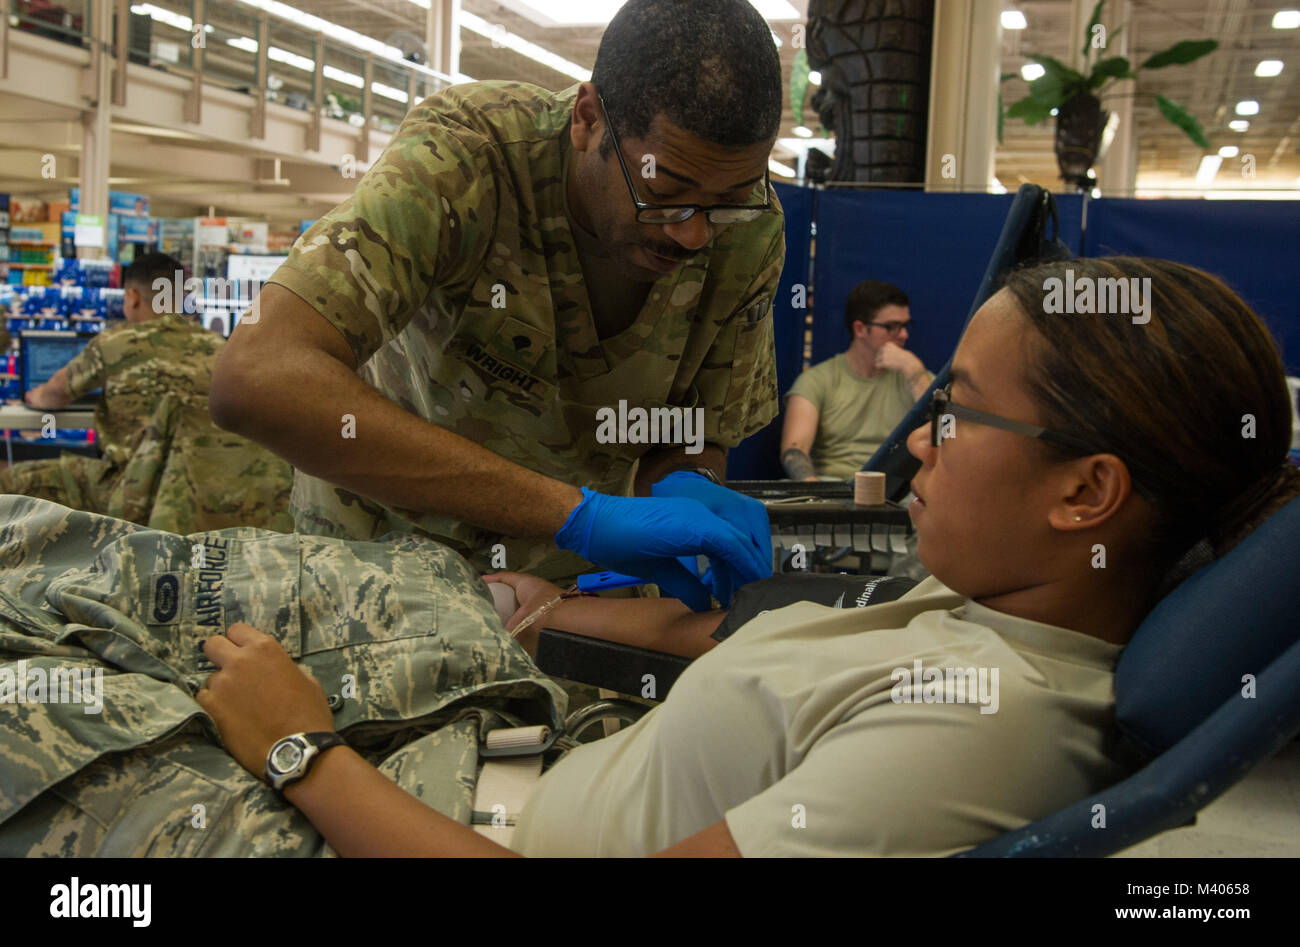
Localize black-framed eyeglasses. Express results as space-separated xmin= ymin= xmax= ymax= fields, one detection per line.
xmin=869 ymin=320 xmax=912 ymax=335
xmin=598 ymin=94 xmax=773 ymax=225
xmin=926 ymin=382 xmax=1160 ymax=502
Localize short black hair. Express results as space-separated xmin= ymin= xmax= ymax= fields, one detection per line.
xmin=122 ymin=252 xmax=184 ymax=297
xmin=591 ymin=0 xmax=782 ymax=153
xmin=845 ymin=281 xmax=909 ymax=332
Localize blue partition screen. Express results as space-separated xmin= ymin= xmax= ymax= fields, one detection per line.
xmin=725 ymin=181 xmax=814 ymax=480
xmin=811 ymin=190 xmax=1084 ymax=373
xmin=1084 ymin=199 xmax=1300 ymax=376
xmin=724 ymin=185 xmax=1297 ymax=482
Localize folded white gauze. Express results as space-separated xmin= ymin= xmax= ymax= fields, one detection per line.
xmin=489 ymin=582 xmax=518 ymax=623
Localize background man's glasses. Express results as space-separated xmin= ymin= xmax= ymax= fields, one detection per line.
xmin=869 ymin=321 xmax=912 ymax=335
xmin=598 ymin=94 xmax=772 ymax=225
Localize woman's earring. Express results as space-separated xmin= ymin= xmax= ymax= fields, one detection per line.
xmin=1075 ymin=515 xmax=1083 ymax=522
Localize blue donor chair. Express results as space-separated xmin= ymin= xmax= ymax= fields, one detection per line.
xmin=958 ymin=494 xmax=1300 ymax=856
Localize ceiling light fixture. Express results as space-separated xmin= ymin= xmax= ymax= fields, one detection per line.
xmin=236 ymin=0 xmax=414 ymax=65
xmin=1195 ymin=155 xmax=1222 ymax=186
xmin=130 ymin=4 xmax=212 ymax=34
xmin=458 ymin=10 xmax=591 ymax=80
xmin=484 ymin=1 xmax=799 ymax=27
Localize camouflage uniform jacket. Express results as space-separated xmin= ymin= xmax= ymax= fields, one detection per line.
xmin=0 ymin=496 xmax=564 ymax=856
xmin=60 ymin=313 xmax=294 ymax=532
xmin=66 ymin=313 xmax=224 ymax=469
xmin=270 ymin=80 xmax=786 ymax=581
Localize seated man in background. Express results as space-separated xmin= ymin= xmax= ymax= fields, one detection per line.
xmin=781 ymin=280 xmax=932 ymax=480
xmin=0 ymin=252 xmax=293 ymax=532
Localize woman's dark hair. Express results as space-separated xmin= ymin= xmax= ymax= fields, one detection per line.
xmin=845 ymin=280 xmax=910 ymax=333
xmin=590 ymin=0 xmax=782 ymax=153
xmin=1002 ymin=256 xmax=1300 ymax=568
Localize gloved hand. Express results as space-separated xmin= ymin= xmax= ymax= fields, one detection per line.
xmin=555 ymin=487 xmax=769 ymax=611
xmin=652 ymin=470 xmax=773 ymax=606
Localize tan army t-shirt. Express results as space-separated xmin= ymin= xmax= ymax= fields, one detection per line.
xmin=786 ymin=353 xmax=923 ymax=480
xmin=267 ymin=80 xmax=786 ymax=580
xmin=508 ymin=576 xmax=1132 ymax=857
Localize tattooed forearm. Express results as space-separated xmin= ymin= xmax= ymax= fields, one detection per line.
xmin=781 ymin=448 xmax=817 ymax=481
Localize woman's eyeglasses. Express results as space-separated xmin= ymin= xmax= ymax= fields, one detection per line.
xmin=598 ymin=94 xmax=772 ymax=225
xmin=926 ymin=383 xmax=1160 ymax=502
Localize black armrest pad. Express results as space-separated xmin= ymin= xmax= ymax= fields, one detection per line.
xmin=534 ymin=628 xmax=692 ymax=701
xmin=711 ymin=573 xmax=919 ymax=642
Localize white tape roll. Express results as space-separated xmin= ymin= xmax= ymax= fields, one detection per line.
xmin=489 ymin=583 xmax=518 ymax=623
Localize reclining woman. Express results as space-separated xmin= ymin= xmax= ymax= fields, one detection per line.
xmin=195 ymin=255 xmax=1300 ymax=857
xmin=4 ymin=256 xmax=1297 ymax=857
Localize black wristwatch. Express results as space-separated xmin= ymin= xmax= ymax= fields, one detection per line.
xmin=265 ymin=731 xmax=348 ymax=793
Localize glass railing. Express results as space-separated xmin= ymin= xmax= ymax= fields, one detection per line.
xmin=7 ymin=0 xmax=93 ymax=50
xmin=369 ymin=57 xmax=412 ymax=133
xmin=5 ymin=0 xmax=453 ymax=134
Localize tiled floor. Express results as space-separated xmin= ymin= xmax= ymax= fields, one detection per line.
xmin=1114 ymin=740 xmax=1300 ymax=857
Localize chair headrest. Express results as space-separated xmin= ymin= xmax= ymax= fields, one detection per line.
xmin=1115 ymin=493 xmax=1300 ymax=758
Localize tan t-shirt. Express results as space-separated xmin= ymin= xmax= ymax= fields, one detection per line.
xmin=508 ymin=576 xmax=1132 ymax=857
xmin=786 ymin=352 xmax=923 ymax=479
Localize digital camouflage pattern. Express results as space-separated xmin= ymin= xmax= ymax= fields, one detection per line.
xmin=0 ymin=495 xmax=565 ymax=856
xmin=270 ymin=80 xmax=786 ymax=582
xmin=0 ymin=313 xmax=294 ymax=532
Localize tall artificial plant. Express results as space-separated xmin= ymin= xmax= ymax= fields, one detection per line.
xmin=1001 ymin=0 xmax=1217 ymax=149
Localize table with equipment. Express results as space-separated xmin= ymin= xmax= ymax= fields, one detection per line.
xmin=0 ymin=404 xmax=96 ymax=466
xmin=727 ymin=479 xmax=913 ymax=568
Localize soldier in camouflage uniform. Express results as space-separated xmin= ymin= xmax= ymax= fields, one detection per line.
xmin=212 ymin=0 xmax=785 ymax=606
xmin=2 ymin=252 xmax=293 ymax=533
xmin=0 ymin=494 xmax=564 ymax=856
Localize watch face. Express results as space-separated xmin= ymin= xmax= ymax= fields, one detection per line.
xmin=270 ymin=740 xmax=304 ymax=774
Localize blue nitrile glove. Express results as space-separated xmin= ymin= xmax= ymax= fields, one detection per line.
xmin=652 ymin=470 xmax=774 ymax=605
xmin=555 ymin=488 xmax=769 ymax=611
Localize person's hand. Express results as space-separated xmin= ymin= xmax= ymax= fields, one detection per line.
xmin=24 ymin=384 xmax=52 ymax=410
xmin=196 ymin=623 xmax=334 ymax=780
xmin=555 ymin=488 xmax=768 ymax=611
xmin=483 ymin=572 xmax=561 ymax=632
xmin=651 ymin=471 xmax=773 ymax=607
xmin=875 ymin=341 xmax=923 ymax=376
xmin=483 ymin=572 xmax=562 ymax=654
